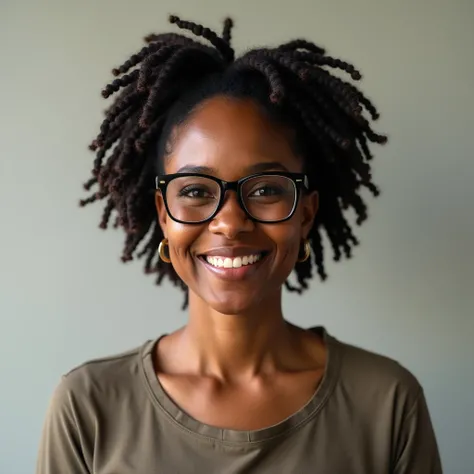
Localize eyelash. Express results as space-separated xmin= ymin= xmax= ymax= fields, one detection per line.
xmin=178 ymin=186 xmax=214 ymax=198
xmin=248 ymin=185 xmax=284 ymax=197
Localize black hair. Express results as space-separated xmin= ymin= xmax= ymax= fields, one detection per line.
xmin=156 ymin=69 xmax=307 ymax=173
xmin=80 ymin=15 xmax=387 ymax=308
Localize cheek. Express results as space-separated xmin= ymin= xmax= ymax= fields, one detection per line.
xmin=166 ymin=223 xmax=201 ymax=267
xmin=265 ymin=220 xmax=301 ymax=265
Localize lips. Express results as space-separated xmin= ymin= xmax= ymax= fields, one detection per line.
xmin=205 ymin=254 xmax=262 ymax=268
xmin=200 ymin=247 xmax=268 ymax=258
xmin=197 ymin=247 xmax=269 ymax=279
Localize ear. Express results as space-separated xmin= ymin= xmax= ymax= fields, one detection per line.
xmin=300 ymin=191 xmax=319 ymax=239
xmin=155 ymin=190 xmax=168 ymax=238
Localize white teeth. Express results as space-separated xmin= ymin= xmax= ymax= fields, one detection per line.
xmin=205 ymin=254 xmax=263 ymax=269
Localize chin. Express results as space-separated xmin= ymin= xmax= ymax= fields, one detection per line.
xmin=209 ymin=299 xmax=257 ymax=316
xmin=205 ymin=290 xmax=265 ymax=316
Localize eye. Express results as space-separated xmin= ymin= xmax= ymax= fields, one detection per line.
xmin=178 ymin=185 xmax=215 ymax=199
xmin=248 ymin=185 xmax=285 ymax=197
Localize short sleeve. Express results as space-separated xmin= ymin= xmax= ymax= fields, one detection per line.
xmin=393 ymin=388 xmax=442 ymax=474
xmin=36 ymin=377 xmax=92 ymax=474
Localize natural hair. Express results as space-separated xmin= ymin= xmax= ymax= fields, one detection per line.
xmin=80 ymin=15 xmax=387 ymax=308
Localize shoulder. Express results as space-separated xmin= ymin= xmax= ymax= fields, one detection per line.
xmin=39 ymin=342 xmax=156 ymax=472
xmin=49 ymin=340 xmax=153 ymax=415
xmin=327 ymin=332 xmax=422 ymax=416
xmin=335 ymin=337 xmax=420 ymax=390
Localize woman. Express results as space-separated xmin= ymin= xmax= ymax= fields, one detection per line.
xmin=37 ymin=15 xmax=442 ymax=473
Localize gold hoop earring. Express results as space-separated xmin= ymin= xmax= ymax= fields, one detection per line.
xmin=297 ymin=239 xmax=311 ymax=263
xmin=158 ymin=238 xmax=171 ymax=263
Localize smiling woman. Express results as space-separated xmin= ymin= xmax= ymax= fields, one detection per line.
xmin=37 ymin=15 xmax=442 ymax=474
xmin=153 ymin=96 xmax=320 ymax=315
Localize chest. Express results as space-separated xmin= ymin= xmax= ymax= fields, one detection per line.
xmin=91 ymin=406 xmax=391 ymax=474
xmin=157 ymin=369 xmax=324 ymax=430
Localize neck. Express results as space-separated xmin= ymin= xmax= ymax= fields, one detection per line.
xmin=180 ymin=288 xmax=296 ymax=381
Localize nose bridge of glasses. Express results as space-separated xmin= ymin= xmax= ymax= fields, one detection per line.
xmin=220 ymin=180 xmax=244 ymax=212
xmin=221 ymin=180 xmax=239 ymax=194
xmin=219 ymin=180 xmax=244 ymax=210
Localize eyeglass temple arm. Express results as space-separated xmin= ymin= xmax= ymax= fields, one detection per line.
xmin=296 ymin=176 xmax=309 ymax=189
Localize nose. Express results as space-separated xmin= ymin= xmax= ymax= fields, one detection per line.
xmin=208 ymin=191 xmax=254 ymax=239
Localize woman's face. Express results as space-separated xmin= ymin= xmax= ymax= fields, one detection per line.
xmin=155 ymin=96 xmax=318 ymax=314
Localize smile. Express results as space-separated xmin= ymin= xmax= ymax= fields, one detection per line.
xmin=205 ymin=253 xmax=263 ymax=269
xmin=198 ymin=249 xmax=268 ymax=281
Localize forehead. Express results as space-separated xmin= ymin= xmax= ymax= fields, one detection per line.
xmin=164 ymin=96 xmax=302 ymax=178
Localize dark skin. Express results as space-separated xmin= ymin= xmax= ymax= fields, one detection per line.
xmin=154 ymin=96 xmax=326 ymax=430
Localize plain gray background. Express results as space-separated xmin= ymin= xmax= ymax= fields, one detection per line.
xmin=1 ymin=0 xmax=473 ymax=472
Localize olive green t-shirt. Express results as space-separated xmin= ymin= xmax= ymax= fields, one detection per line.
xmin=37 ymin=328 xmax=442 ymax=473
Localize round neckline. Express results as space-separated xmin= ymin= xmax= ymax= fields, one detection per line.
xmin=140 ymin=326 xmax=340 ymax=445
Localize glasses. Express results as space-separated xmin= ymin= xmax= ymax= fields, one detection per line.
xmin=155 ymin=172 xmax=309 ymax=224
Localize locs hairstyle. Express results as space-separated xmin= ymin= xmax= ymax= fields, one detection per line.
xmin=80 ymin=15 xmax=387 ymax=307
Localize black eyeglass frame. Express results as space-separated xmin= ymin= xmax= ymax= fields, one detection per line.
xmin=155 ymin=171 xmax=310 ymax=225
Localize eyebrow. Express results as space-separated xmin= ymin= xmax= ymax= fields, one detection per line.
xmin=247 ymin=162 xmax=289 ymax=173
xmin=176 ymin=161 xmax=290 ymax=175
xmin=176 ymin=165 xmax=214 ymax=174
